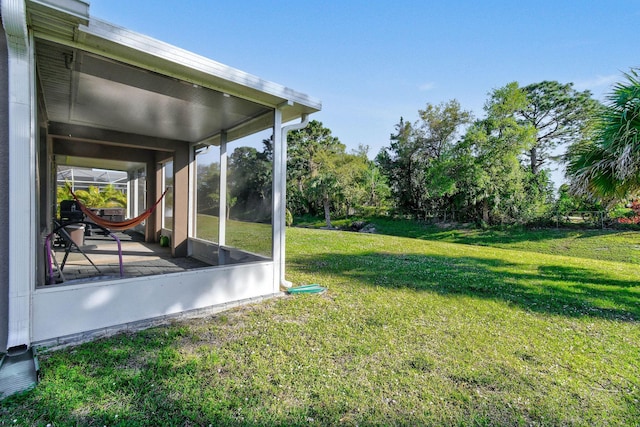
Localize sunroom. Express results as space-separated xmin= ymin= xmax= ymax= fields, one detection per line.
xmin=1 ymin=0 xmax=320 ymax=355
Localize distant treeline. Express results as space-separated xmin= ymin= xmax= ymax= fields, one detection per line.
xmin=197 ymin=71 xmax=640 ymax=228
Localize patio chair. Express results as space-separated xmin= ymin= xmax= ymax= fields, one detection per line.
xmin=45 ymin=220 xmax=124 ymax=285
xmin=59 ymin=199 xmax=102 ymax=237
xmin=49 ymin=220 xmax=101 ymax=283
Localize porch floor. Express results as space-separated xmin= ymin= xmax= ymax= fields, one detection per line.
xmin=46 ymin=230 xmax=213 ymax=285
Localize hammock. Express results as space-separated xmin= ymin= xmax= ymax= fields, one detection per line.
xmin=69 ymin=188 xmax=168 ymax=231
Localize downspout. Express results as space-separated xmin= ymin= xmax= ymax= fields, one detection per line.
xmin=279 ymin=113 xmax=309 ymax=288
xmin=2 ymin=0 xmax=34 ymax=353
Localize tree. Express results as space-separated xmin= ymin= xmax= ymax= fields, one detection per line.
xmin=196 ymin=162 xmax=220 ymax=214
xmin=64 ymin=184 xmax=127 ymax=208
xmin=455 ymin=83 xmax=540 ymax=224
xmin=228 ymin=142 xmax=272 ymax=222
xmin=566 ymin=69 xmax=640 ymax=201
xmin=377 ymin=100 xmax=472 ymax=217
xmin=306 ymin=155 xmax=341 ymax=228
xmin=555 ymin=183 xmax=602 ymax=216
xmin=519 ymin=81 xmax=599 ymax=175
xmin=416 ymin=100 xmax=473 ymax=160
xmin=376 ymin=117 xmax=421 ymax=214
xmin=361 ymin=163 xmax=391 ymax=214
xmin=333 ymin=149 xmax=369 ymax=217
xmin=286 ymin=120 xmax=345 ymax=225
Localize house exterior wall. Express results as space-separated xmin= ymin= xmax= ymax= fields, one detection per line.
xmin=0 ymin=20 xmax=9 ymax=354
xmin=32 ymin=261 xmax=276 ymax=343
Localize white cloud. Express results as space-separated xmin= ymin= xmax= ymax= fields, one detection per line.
xmin=418 ymin=82 xmax=436 ymax=91
xmin=574 ymin=74 xmax=620 ymax=92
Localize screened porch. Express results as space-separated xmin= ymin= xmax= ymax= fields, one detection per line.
xmin=1 ymin=0 xmax=320 ymax=348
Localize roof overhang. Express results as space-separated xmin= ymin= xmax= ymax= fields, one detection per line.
xmin=27 ymin=0 xmax=321 ymax=147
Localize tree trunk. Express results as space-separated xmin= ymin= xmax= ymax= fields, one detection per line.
xmin=482 ymin=199 xmax=489 ymax=224
xmin=323 ymin=193 xmax=332 ymax=228
xmin=530 ymin=145 xmax=538 ymax=175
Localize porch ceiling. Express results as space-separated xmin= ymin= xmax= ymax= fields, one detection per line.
xmin=29 ymin=0 xmax=320 ymax=148
xmin=36 ymin=39 xmax=273 ymax=145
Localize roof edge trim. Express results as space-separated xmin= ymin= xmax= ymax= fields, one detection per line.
xmin=27 ymin=0 xmax=89 ymax=23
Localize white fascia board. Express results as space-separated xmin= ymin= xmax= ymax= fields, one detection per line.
xmin=73 ymin=18 xmax=321 ymax=114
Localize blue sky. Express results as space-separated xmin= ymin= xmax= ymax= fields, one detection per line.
xmin=89 ymin=0 xmax=639 ymax=181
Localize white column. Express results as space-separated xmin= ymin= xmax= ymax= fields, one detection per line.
xmin=217 ymin=131 xmax=228 ymax=264
xmin=2 ymin=0 xmax=35 ymax=351
xmin=272 ymin=109 xmax=283 ymax=292
xmin=187 ymin=144 xmax=196 ymax=241
xmin=127 ymin=171 xmax=134 ymax=219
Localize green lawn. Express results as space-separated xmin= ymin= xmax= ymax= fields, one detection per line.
xmin=2 ymin=225 xmax=639 ymax=426
xmin=369 ymin=217 xmax=640 ymax=264
xmin=196 ymin=214 xmax=272 ymax=257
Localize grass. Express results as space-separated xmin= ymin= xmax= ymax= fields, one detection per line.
xmin=2 ymin=223 xmax=639 ymax=425
xmin=371 ymin=217 xmax=640 ymax=264
xmin=297 ymin=215 xmax=640 ymax=264
xmin=196 ymin=214 xmax=272 ymax=257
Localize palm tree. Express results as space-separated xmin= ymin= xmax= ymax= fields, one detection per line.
xmin=59 ymin=184 xmax=127 ymax=208
xmin=567 ymin=69 xmax=640 ymax=201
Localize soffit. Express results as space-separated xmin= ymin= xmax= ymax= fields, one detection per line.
xmin=28 ymin=0 xmax=321 ymax=146
xmin=36 ymin=39 xmax=274 ymax=144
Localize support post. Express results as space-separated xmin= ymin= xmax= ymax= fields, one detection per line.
xmin=172 ymin=144 xmax=189 ymax=257
xmin=218 ymin=131 xmax=228 ymax=265
xmin=145 ymin=160 xmax=159 ymax=242
xmin=188 ymin=143 xmax=196 ymax=242
xmin=272 ymin=109 xmax=283 ymax=292
xmin=153 ymin=156 xmax=164 ymax=241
